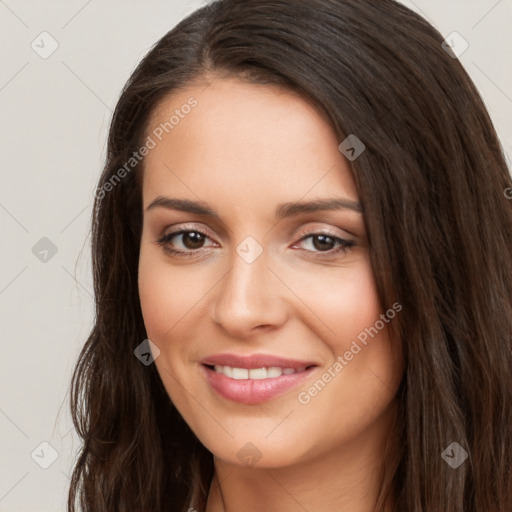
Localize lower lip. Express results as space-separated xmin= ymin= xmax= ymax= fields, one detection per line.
xmin=202 ymin=365 xmax=316 ymax=405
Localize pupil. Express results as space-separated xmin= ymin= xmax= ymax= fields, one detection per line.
xmin=313 ymin=234 xmax=334 ymax=251
xmin=184 ymin=232 xmax=205 ymax=249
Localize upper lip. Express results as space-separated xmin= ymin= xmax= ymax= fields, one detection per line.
xmin=201 ymin=353 xmax=318 ymax=370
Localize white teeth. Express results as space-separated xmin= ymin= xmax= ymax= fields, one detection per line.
xmin=267 ymin=367 xmax=283 ymax=378
xmin=232 ymin=367 xmax=249 ymax=379
xmin=211 ymin=365 xmax=306 ymax=379
xmin=248 ymin=368 xmax=267 ymax=379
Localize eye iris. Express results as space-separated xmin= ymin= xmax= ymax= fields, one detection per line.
xmin=313 ymin=234 xmax=335 ymax=251
xmin=183 ymin=231 xmax=205 ymax=249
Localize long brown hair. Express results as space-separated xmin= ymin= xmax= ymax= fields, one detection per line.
xmin=68 ymin=0 xmax=512 ymax=510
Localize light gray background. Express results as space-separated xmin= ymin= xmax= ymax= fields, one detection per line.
xmin=1 ymin=1 xmax=511 ymax=510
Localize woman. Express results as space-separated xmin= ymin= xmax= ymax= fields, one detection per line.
xmin=68 ymin=0 xmax=512 ymax=511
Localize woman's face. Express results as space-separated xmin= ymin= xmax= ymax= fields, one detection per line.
xmin=138 ymin=76 xmax=403 ymax=469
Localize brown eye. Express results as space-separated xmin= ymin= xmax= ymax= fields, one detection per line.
xmin=311 ymin=234 xmax=336 ymax=251
xmin=294 ymin=233 xmax=355 ymax=257
xmin=179 ymin=231 xmax=206 ymax=250
xmin=157 ymin=229 xmax=216 ymax=257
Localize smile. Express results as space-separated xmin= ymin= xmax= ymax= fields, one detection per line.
xmin=200 ymin=353 xmax=318 ymax=404
xmin=211 ymin=365 xmax=308 ymax=379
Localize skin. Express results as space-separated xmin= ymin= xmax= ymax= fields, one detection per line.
xmin=138 ymin=76 xmax=403 ymax=512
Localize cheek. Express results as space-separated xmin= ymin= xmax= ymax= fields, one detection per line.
xmin=138 ymin=245 xmax=207 ymax=343
xmin=293 ymin=256 xmax=385 ymax=347
xmin=321 ymin=259 xmax=400 ymax=379
xmin=138 ymin=263 xmax=175 ymax=340
xmin=293 ymin=258 xmax=401 ymax=421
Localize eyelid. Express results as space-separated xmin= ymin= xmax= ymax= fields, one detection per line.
xmin=292 ymin=224 xmax=355 ymax=242
xmin=161 ymin=223 xmax=217 ymax=241
xmin=160 ymin=222 xmax=353 ymax=245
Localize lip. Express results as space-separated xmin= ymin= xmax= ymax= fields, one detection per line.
xmin=200 ymin=353 xmax=318 ymax=405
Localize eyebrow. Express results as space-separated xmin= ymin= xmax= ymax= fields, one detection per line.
xmin=146 ymin=196 xmax=362 ymax=218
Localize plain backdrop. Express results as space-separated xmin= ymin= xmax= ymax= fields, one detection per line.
xmin=1 ymin=1 xmax=511 ymax=510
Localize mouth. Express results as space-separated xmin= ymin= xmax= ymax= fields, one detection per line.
xmin=204 ymin=364 xmax=314 ymax=379
xmin=200 ymin=354 xmax=319 ymax=405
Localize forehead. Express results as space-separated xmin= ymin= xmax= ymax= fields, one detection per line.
xmin=141 ymin=77 xmax=359 ymax=211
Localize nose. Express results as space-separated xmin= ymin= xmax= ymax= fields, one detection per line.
xmin=211 ymin=245 xmax=289 ymax=339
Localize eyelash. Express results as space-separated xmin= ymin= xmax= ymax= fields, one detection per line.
xmin=156 ymin=228 xmax=355 ymax=259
